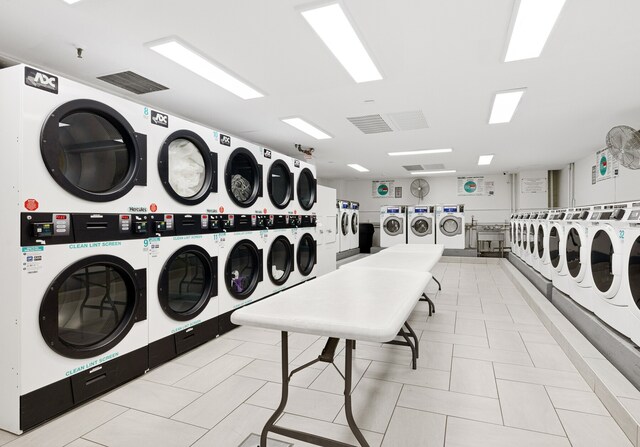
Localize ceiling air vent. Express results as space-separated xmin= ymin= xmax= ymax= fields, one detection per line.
xmin=347 ymin=114 xmax=393 ymax=134
xmin=97 ymin=71 xmax=168 ymax=95
xmin=402 ymin=165 xmax=424 ymax=172
xmin=386 ymin=110 xmax=429 ymax=131
xmin=422 ymin=164 xmax=445 ymax=170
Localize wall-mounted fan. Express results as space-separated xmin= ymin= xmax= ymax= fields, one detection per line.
xmin=606 ymin=125 xmax=640 ymax=170
xmin=410 ymin=178 xmax=430 ymax=202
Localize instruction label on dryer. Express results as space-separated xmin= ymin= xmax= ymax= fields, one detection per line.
xmin=21 ymin=246 xmax=44 ymax=274
xmin=147 ymin=237 xmax=160 ymax=257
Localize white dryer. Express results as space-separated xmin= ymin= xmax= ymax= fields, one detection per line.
xmin=338 ymin=200 xmax=350 ymax=252
xmin=515 ymin=213 xmax=526 ymax=259
xmin=549 ymin=209 xmax=572 ymax=294
xmin=349 ymin=202 xmax=360 ymax=251
xmin=218 ymin=214 xmax=271 ymax=335
xmin=436 ymin=205 xmax=465 ymax=249
xmin=532 ymin=211 xmax=553 ymax=280
xmin=380 ymin=206 xmax=406 ymax=247
xmin=407 ymin=206 xmax=436 ymax=244
xmin=148 ymin=112 xmax=219 ymax=215
xmin=0 ymin=64 xmax=148 ymax=214
xmin=262 ymin=148 xmax=296 ymax=215
xmin=147 ymin=213 xmax=222 ymax=369
xmin=3 ymin=212 xmax=149 ymax=434
xmin=564 ymin=207 xmax=595 ymax=310
xmin=290 ymin=215 xmax=318 ymax=287
xmin=617 ymin=205 xmax=640 ymax=345
xmin=521 ymin=212 xmax=535 ymax=266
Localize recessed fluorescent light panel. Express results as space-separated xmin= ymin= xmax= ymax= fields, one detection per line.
xmin=505 ymin=0 xmax=566 ymax=62
xmin=388 ymin=148 xmax=453 ymax=156
xmin=478 ymin=154 xmax=494 ymax=165
xmin=348 ymin=164 xmax=370 ymax=172
xmin=63 ymin=0 xmax=83 ymax=3
xmin=489 ymin=90 xmax=525 ymax=124
xmin=411 ymin=170 xmax=456 ymax=175
xmin=301 ymin=3 xmax=382 ymax=83
xmin=149 ymin=40 xmax=263 ymax=100
xmin=281 ymin=118 xmax=332 ymax=140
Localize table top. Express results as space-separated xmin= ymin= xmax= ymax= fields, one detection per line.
xmin=342 ymin=249 xmax=442 ymax=273
xmin=231 ymin=267 xmax=432 ymax=343
xmin=385 ymin=244 xmax=445 ymax=254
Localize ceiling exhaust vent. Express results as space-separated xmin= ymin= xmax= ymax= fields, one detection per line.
xmin=347 ymin=114 xmax=393 ymax=134
xmin=97 ymin=71 xmax=168 ymax=95
xmin=402 ymin=165 xmax=424 ymax=172
xmin=386 ymin=110 xmax=429 ymax=131
xmin=422 ymin=163 xmax=446 ymax=170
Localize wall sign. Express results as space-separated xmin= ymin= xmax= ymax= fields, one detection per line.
xmin=457 ymin=176 xmax=488 ymax=196
xmin=521 ymin=177 xmax=547 ymax=194
xmin=372 ymin=180 xmax=394 ymax=198
xmin=595 ymin=148 xmax=619 ymax=182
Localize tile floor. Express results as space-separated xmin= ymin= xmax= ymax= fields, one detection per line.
xmin=0 ymin=259 xmax=634 ymax=447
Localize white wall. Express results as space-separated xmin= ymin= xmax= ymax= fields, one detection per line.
xmin=557 ymin=165 xmax=571 ymax=208
xmin=515 ymin=170 xmax=549 ymax=211
xmin=572 ymin=152 xmax=640 ymax=206
xmin=320 ymin=175 xmax=513 ymax=225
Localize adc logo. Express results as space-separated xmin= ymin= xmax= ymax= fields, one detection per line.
xmin=150 ymin=110 xmax=169 ymax=128
xmin=219 ymin=134 xmax=231 ymax=147
xmin=263 ymin=148 xmax=272 ymax=159
xmin=294 ymin=160 xmax=300 ymax=168
xmin=24 ymin=67 xmax=58 ymax=94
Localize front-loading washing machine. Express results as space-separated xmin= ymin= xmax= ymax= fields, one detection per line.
xmin=532 ymin=211 xmax=553 ymax=280
xmin=349 ymin=202 xmax=360 ymax=251
xmin=146 ymin=213 xmax=223 ymax=369
xmin=263 ymin=214 xmax=296 ymax=296
xmin=148 ymin=112 xmax=220 ymax=215
xmin=514 ymin=213 xmax=525 ymax=259
xmin=217 ymin=214 xmax=271 ymax=335
xmin=549 ymin=209 xmax=571 ymax=295
xmin=262 ymin=148 xmax=296 ymax=215
xmin=219 ymin=136 xmax=266 ymax=215
xmin=0 ymin=212 xmax=149 ymax=434
xmin=290 ymin=215 xmax=318 ymax=287
xmin=524 ymin=213 xmax=539 ymax=267
xmin=0 ymin=64 xmax=148 ymax=215
xmin=294 ymin=158 xmax=317 ymax=215
xmin=407 ymin=205 xmax=436 ymax=244
xmin=564 ymin=207 xmax=595 ymax=310
xmin=338 ymin=200 xmax=350 ymax=252
xmin=380 ymin=206 xmax=406 ymax=247
xmin=615 ymin=204 xmax=640 ymax=345
xmin=436 ymin=205 xmax=465 ymax=249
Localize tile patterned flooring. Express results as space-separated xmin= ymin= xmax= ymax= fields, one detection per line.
xmin=1 ymin=260 xmax=634 ymax=446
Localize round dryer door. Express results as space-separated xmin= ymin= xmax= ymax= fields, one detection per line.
xmin=158 ymin=246 xmax=216 ymax=321
xmin=517 ymin=224 xmax=522 ymax=247
xmin=297 ymin=168 xmax=316 ymax=211
xmin=566 ymin=227 xmax=584 ymax=278
xmin=268 ymin=235 xmax=293 ymax=286
xmin=529 ymin=225 xmax=536 ymax=254
xmin=297 ymin=233 xmax=317 ymax=276
xmin=591 ymin=227 xmax=623 ymax=298
xmin=351 ymin=213 xmax=358 ymax=235
xmin=158 ymin=130 xmax=216 ymax=205
xmin=522 ymin=224 xmax=528 ymax=251
xmin=341 ymin=212 xmax=349 ymax=236
xmin=225 ymin=240 xmax=263 ymax=299
xmin=630 ymin=236 xmax=640 ymax=310
xmin=537 ymin=225 xmax=545 ymax=259
xmin=41 ymin=99 xmax=146 ymax=202
xmin=225 ymin=148 xmax=261 ymax=207
xmin=440 ymin=217 xmax=461 ymax=236
xmin=267 ymin=160 xmax=293 ymax=209
xmin=549 ymin=226 xmax=562 ymax=269
xmin=39 ymin=255 xmax=144 ymax=359
xmin=384 ymin=217 xmax=403 ymax=236
xmin=411 ymin=217 xmax=432 ymax=237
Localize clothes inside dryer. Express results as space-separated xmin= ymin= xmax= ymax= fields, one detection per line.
xmin=226 ymin=241 xmax=261 ymax=298
xmin=168 ymin=139 xmax=205 ymax=198
xmin=566 ymin=228 xmax=582 ymax=277
xmin=226 ymin=149 xmax=260 ymax=206
xmin=268 ymin=236 xmax=293 ymax=285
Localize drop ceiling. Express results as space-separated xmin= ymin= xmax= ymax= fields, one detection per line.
xmin=0 ymin=0 xmax=639 ymax=180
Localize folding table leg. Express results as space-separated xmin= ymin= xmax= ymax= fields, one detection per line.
xmin=404 ymin=322 xmax=419 ymax=359
xmin=260 ymin=331 xmax=290 ymax=447
xmin=344 ymin=340 xmax=370 ymax=446
xmin=419 ymin=293 xmax=435 ymax=316
xmin=433 ymin=277 xmax=442 ymax=291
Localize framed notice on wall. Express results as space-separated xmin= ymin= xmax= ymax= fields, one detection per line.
xmin=521 ymin=177 xmax=547 ymax=194
xmin=372 ymin=180 xmax=394 ymax=198
xmin=457 ymin=176 xmax=488 ymax=196
xmin=595 ymin=148 xmax=619 ymax=182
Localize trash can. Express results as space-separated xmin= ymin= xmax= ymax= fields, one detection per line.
xmin=359 ymin=223 xmax=374 ymax=253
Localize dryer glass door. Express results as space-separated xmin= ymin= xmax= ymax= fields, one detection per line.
xmin=297 ymin=168 xmax=316 ymax=210
xmin=630 ymin=236 xmax=640 ymax=309
xmin=566 ymin=228 xmax=583 ymax=277
xmin=550 ymin=227 xmax=561 ymax=268
xmin=351 ymin=213 xmax=358 ymax=235
xmin=517 ymin=224 xmax=522 ymax=247
xmin=529 ymin=225 xmax=536 ymax=254
xmin=159 ymin=246 xmax=215 ymax=320
xmin=537 ymin=225 xmax=545 ymax=259
xmin=225 ymin=148 xmax=261 ymax=207
xmin=268 ymin=161 xmax=293 ymax=209
xmin=384 ymin=217 xmax=402 ymax=236
xmin=441 ymin=217 xmax=460 ymax=236
xmin=412 ymin=217 xmax=431 ymax=236
xmin=591 ymin=229 xmax=616 ymax=293
xmin=268 ymin=236 xmax=293 ymax=285
xmin=225 ymin=240 xmax=262 ymax=299
xmin=297 ymin=233 xmax=316 ymax=276
xmin=341 ymin=213 xmax=349 ymax=235
xmin=523 ymin=224 xmax=528 ymax=250
xmin=40 ymin=255 xmax=142 ymax=359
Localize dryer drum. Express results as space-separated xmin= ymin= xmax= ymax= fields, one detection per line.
xmin=523 ymin=225 xmax=528 ymax=250
xmin=267 ymin=235 xmax=293 ymax=286
xmin=225 ymin=148 xmax=262 ymax=207
xmin=537 ymin=225 xmax=545 ymax=258
xmin=566 ymin=228 xmax=582 ymax=278
xmin=39 ymin=255 xmax=146 ymax=359
xmin=529 ymin=225 xmax=535 ymax=254
xmin=267 ymin=160 xmax=293 ymax=209
xmin=412 ymin=218 xmax=430 ymax=236
xmin=549 ymin=227 xmax=561 ymax=268
xmin=297 ymin=168 xmax=316 ymax=210
xmin=341 ymin=213 xmax=349 ymax=235
xmin=158 ymin=130 xmax=217 ymax=205
xmin=225 ymin=240 xmax=263 ymax=299
xmin=591 ymin=230 xmax=615 ymax=293
xmin=297 ymin=233 xmax=316 ymax=276
xmin=351 ymin=213 xmax=359 ymax=234
xmin=41 ymin=99 xmax=146 ymax=202
xmin=384 ymin=217 xmax=401 ymax=235
xmin=158 ymin=245 xmax=216 ymax=321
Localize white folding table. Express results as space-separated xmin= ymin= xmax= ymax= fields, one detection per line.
xmin=232 ymin=267 xmax=432 ymax=447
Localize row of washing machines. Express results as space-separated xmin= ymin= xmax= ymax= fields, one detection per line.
xmin=337 ymin=200 xmax=359 ymax=252
xmin=380 ymin=205 xmax=466 ymax=249
xmin=0 ymin=64 xmax=319 ymax=434
xmin=510 ymin=203 xmax=640 ymax=347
